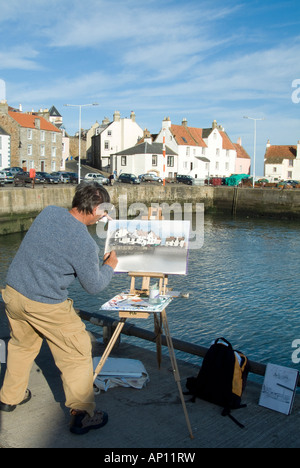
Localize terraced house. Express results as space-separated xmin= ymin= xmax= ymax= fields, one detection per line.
xmin=0 ymin=100 xmax=62 ymax=172
xmin=155 ymin=117 xmax=250 ymax=179
xmin=264 ymin=139 xmax=300 ymax=182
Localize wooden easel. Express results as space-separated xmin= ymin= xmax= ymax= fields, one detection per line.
xmin=93 ymin=207 xmax=194 ymax=439
xmin=93 ymin=271 xmax=194 ymax=439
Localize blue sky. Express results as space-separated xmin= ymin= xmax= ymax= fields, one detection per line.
xmin=1 ymin=0 xmax=300 ymax=176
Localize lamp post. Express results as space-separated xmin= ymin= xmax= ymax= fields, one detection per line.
xmin=243 ymin=116 xmax=265 ymax=188
xmin=64 ymin=103 xmax=99 ymax=183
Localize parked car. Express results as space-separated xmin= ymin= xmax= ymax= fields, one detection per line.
xmin=176 ymin=174 xmax=194 ymax=185
xmin=118 ymin=173 xmax=141 ymax=184
xmin=13 ymin=172 xmax=45 ymax=186
xmin=1 ymin=171 xmax=14 ymax=183
xmin=0 ymin=172 xmax=7 ymax=186
xmin=50 ymin=172 xmax=70 ymax=183
xmin=140 ymin=173 xmax=163 ymax=183
xmin=36 ymin=171 xmax=60 ymax=184
xmin=64 ymin=172 xmax=79 ymax=184
xmin=285 ymin=180 xmax=300 ymax=188
xmin=3 ymin=167 xmax=24 ymax=175
xmin=84 ymin=173 xmax=109 ymax=185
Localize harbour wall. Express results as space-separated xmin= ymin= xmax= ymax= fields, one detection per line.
xmin=0 ymin=184 xmax=300 ymax=235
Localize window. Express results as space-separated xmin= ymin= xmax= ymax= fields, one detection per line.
xmin=167 ymin=156 xmax=174 ymax=167
xmin=288 ymin=171 xmax=293 ymax=178
xmin=152 ymin=155 xmax=157 ymax=166
xmin=104 ymin=141 xmax=109 ymax=150
xmin=41 ymin=131 xmax=45 ymax=142
xmin=52 ymin=132 xmax=57 ymax=143
xmin=52 ymin=160 xmax=56 ymax=171
xmin=273 ymin=167 xmax=277 ymax=173
xmin=289 ymin=159 xmax=294 ymax=167
xmin=27 ymin=144 xmax=32 ymax=156
xmin=40 ymin=145 xmax=45 ymax=157
xmin=216 ymin=148 xmax=220 ymax=156
xmin=215 ymin=162 xmax=219 ymax=170
xmin=186 ymin=147 xmax=190 ymax=156
xmin=27 ymin=129 xmax=32 ymax=140
xmin=52 ymin=147 xmax=56 ymax=157
xmin=107 ymin=130 xmax=112 ymax=136
xmin=121 ymin=156 xmax=127 ymax=166
xmin=225 ymin=162 xmax=229 ymax=170
xmin=0 ymin=136 xmax=2 ymax=149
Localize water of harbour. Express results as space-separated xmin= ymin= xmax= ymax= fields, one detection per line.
xmin=1 ymin=214 xmax=300 ymax=383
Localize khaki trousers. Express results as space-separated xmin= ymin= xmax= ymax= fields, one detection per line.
xmin=0 ymin=286 xmax=95 ymax=416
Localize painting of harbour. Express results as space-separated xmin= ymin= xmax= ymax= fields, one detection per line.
xmin=104 ymin=220 xmax=190 ymax=274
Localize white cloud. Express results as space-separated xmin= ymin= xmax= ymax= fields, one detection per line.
xmin=0 ymin=46 xmax=41 ymax=70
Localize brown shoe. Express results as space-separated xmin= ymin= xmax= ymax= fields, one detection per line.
xmin=70 ymin=410 xmax=108 ymax=435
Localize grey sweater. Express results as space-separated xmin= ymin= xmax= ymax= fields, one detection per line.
xmin=6 ymin=205 xmax=114 ymax=304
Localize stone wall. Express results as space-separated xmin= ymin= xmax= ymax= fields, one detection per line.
xmin=0 ymin=185 xmax=300 ymax=235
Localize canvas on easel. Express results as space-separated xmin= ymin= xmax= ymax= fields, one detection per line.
xmin=104 ymin=220 xmax=190 ymax=275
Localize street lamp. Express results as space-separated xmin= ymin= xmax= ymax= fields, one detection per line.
xmin=243 ymin=116 xmax=265 ymax=188
xmin=64 ymin=103 xmax=99 ymax=182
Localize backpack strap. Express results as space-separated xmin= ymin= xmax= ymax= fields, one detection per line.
xmin=221 ymin=407 xmax=245 ymax=429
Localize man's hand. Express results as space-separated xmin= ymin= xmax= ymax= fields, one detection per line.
xmin=103 ymin=251 xmax=118 ymax=270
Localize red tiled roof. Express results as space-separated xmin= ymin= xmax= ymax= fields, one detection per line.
xmin=233 ymin=143 xmax=251 ymax=159
xmin=8 ymin=111 xmax=60 ymax=132
xmin=186 ymin=127 xmax=207 ymax=147
xmin=170 ymin=124 xmax=199 ymax=146
xmin=170 ymin=123 xmax=235 ymax=150
xmin=265 ymin=145 xmax=297 ymax=161
xmin=219 ymin=131 xmax=235 ymax=150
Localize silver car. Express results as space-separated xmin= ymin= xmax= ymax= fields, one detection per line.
xmin=84 ymin=173 xmax=109 ymax=185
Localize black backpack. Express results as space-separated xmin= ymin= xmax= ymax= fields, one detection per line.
xmin=185 ymin=337 xmax=249 ymax=428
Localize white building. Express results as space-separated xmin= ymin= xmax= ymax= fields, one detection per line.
xmin=264 ymin=140 xmax=300 ymax=182
xmin=0 ymin=125 xmax=10 ymax=169
xmin=91 ymin=111 xmax=143 ymax=171
xmin=112 ymin=130 xmax=177 ymax=177
xmin=155 ymin=117 xmax=237 ymax=179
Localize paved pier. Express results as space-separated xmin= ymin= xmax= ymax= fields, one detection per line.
xmin=0 ymin=306 xmax=299 ymax=449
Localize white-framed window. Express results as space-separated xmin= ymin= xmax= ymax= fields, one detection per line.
xmin=52 ymin=132 xmax=57 ymax=143
xmin=52 ymin=160 xmax=56 ymax=171
xmin=107 ymin=130 xmax=112 ymax=136
xmin=152 ymin=155 xmax=158 ymax=166
xmin=40 ymin=145 xmax=45 ymax=157
xmin=52 ymin=147 xmax=56 ymax=157
xmin=27 ymin=144 xmax=32 ymax=156
xmin=167 ymin=156 xmax=174 ymax=167
xmin=27 ymin=129 xmax=32 ymax=140
xmin=104 ymin=141 xmax=109 ymax=150
xmin=216 ymin=148 xmax=220 ymax=156
xmin=41 ymin=131 xmax=45 ymax=141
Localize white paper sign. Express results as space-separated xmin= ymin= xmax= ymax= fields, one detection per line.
xmin=259 ymin=363 xmax=299 ymax=415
